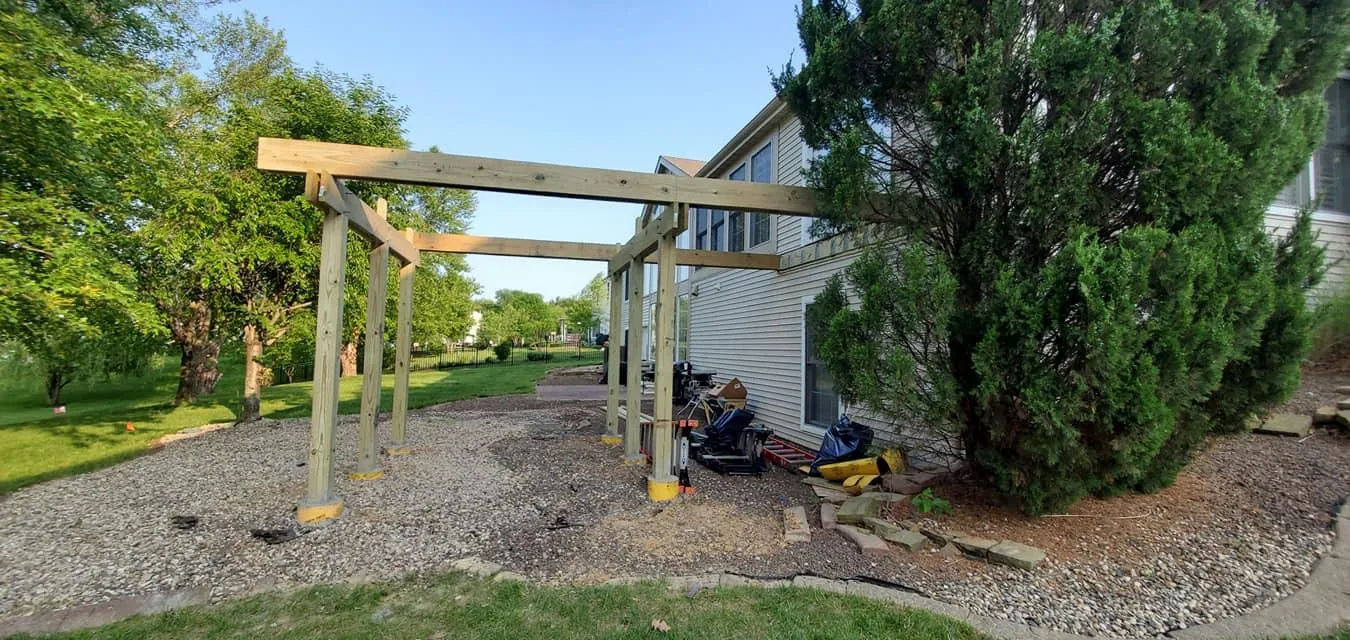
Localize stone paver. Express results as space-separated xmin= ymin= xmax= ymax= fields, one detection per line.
xmin=812 ymin=485 xmax=852 ymax=503
xmin=863 ymin=518 xmax=928 ymax=551
xmin=953 ymin=536 xmax=998 ymax=558
xmin=783 ymin=506 xmax=810 ymax=544
xmin=819 ymin=503 xmax=838 ymax=530
xmin=450 ymin=556 xmax=502 ymax=578
xmin=836 ymin=496 xmax=882 ymax=525
xmin=988 ymin=540 xmax=1047 ymax=571
xmin=835 ymin=524 xmax=889 ymax=557
xmin=1254 ymin=413 xmax=1311 ymax=437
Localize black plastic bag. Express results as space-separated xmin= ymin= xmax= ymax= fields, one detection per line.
xmin=809 ymin=415 xmax=873 ymax=474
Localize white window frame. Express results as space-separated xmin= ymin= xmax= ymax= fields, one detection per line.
xmin=749 ymin=141 xmax=775 ymax=248
xmin=801 ymin=295 xmax=842 ymax=433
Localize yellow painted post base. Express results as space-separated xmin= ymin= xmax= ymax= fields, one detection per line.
xmin=647 ymin=478 xmax=679 ymax=502
xmin=349 ymin=469 xmax=385 ymax=481
xmin=623 ymin=455 xmax=647 ymax=466
xmin=600 ymin=435 xmax=623 ymax=445
xmin=383 ymin=446 xmax=412 ymax=456
xmin=297 ymin=497 xmax=344 ymax=525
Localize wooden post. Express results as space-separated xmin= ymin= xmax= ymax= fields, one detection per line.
xmin=354 ymin=198 xmax=390 ymax=480
xmin=602 ymin=270 xmax=624 ymax=445
xmin=388 ymin=227 xmax=415 ymax=457
xmin=648 ymin=203 xmax=680 ymax=502
xmin=623 ymin=253 xmax=645 ymax=464
xmin=298 ymin=202 xmax=348 ymax=525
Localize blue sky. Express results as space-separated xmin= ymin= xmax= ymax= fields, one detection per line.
xmin=225 ymin=0 xmax=803 ymax=300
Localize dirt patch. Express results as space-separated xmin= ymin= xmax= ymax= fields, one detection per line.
xmin=593 ymin=502 xmax=783 ymax=561
xmin=540 ymin=365 xmax=604 ymax=386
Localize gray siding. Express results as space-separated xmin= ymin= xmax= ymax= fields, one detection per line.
xmin=682 ymin=112 xmax=1350 ymax=453
xmin=1265 ymin=208 xmax=1350 ymax=300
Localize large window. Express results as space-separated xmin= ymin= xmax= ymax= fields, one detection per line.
xmin=800 ymin=138 xmax=831 ymax=245
xmin=709 ymin=210 xmax=724 ymax=251
xmin=694 ymin=208 xmax=708 ymax=250
xmin=804 ymin=300 xmax=839 ymax=428
xmin=677 ymin=295 xmax=690 ymax=361
xmin=1277 ymin=78 xmax=1350 ymax=214
xmin=750 ymin=143 xmax=773 ymax=246
xmin=728 ymin=164 xmax=747 ymax=251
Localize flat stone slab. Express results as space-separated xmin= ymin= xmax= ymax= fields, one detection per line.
xmin=1314 ymin=405 xmax=1340 ymax=424
xmin=863 ymin=517 xmax=926 ymax=550
xmin=989 ymin=540 xmax=1047 ymax=570
xmin=1338 ymin=398 xmax=1350 ymax=410
xmin=783 ymin=506 xmax=810 ymax=544
xmin=836 ymin=496 xmax=882 ymax=525
xmin=450 ymin=556 xmax=502 ymax=577
xmin=953 ymin=536 xmax=998 ymax=558
xmin=813 ymin=485 xmax=852 ymax=503
xmin=802 ymin=476 xmax=845 ymax=490
xmin=922 ymin=527 xmax=965 ymax=546
xmin=1255 ymin=413 xmax=1311 ymax=437
xmin=819 ymin=503 xmax=838 ymax=530
xmin=836 ymin=524 xmax=889 ymax=557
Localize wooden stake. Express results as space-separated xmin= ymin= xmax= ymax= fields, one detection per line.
xmin=648 ymin=203 xmax=680 ymax=501
xmin=603 ymin=270 xmax=623 ymax=444
xmin=354 ymin=198 xmax=390 ymax=480
xmin=389 ymin=228 xmax=415 ymax=456
xmin=298 ymin=207 xmax=348 ymax=524
xmin=623 ymin=253 xmax=645 ymax=463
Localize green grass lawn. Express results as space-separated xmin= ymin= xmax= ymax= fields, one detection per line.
xmin=0 ymin=351 xmax=601 ymax=495
xmin=15 ymin=575 xmax=989 ymax=640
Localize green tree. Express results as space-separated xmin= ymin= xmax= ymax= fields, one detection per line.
xmin=778 ymin=0 xmax=1344 ymax=513
xmin=479 ymin=289 xmax=555 ymax=345
xmin=0 ymin=1 xmax=195 ymax=399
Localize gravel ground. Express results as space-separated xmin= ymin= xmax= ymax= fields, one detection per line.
xmin=1 ymin=380 xmax=1346 ymax=638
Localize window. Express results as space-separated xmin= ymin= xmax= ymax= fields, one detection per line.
xmin=710 ymin=210 xmax=724 ymax=251
xmin=804 ymin=300 xmax=839 ymax=428
xmin=677 ymin=295 xmax=690 ymax=361
xmin=801 ymin=137 xmax=831 ymax=245
xmin=727 ymin=164 xmax=747 ymax=251
xmin=622 ymin=270 xmax=628 ymax=300
xmin=1277 ymin=78 xmax=1350 ymax=214
xmin=750 ymin=143 xmax=773 ymax=246
xmin=694 ymin=208 xmax=708 ymax=250
xmin=1317 ymin=79 xmax=1350 ymax=213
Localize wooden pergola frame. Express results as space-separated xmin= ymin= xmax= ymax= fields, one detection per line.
xmin=256 ymin=137 xmax=816 ymax=523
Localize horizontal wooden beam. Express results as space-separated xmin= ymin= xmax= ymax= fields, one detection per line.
xmin=409 ymin=232 xmax=780 ymax=270
xmin=312 ymin=172 xmax=420 ymax=265
xmin=608 ymin=204 xmax=683 ymax=275
xmin=259 ymin=138 xmax=817 ymax=215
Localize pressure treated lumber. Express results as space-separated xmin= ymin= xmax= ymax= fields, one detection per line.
xmin=388 ymin=229 xmax=415 ymax=455
xmin=354 ymin=198 xmax=390 ymax=480
xmin=608 ymin=204 xmax=683 ymax=275
xmin=312 ymin=171 xmax=420 ymax=264
xmin=410 ymin=232 xmax=780 ymax=270
xmin=298 ymin=206 xmax=348 ymax=524
xmin=604 ymin=272 xmax=624 ymax=442
xmin=623 ymin=254 xmax=645 ymax=463
xmin=260 ymin=137 xmax=817 ymax=215
xmin=647 ymin=204 xmax=681 ymax=501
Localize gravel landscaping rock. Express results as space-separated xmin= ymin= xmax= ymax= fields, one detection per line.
xmin=2 ymin=372 xmax=1347 ymax=639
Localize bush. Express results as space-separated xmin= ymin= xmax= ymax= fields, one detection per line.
xmin=473 ymin=338 xmax=492 ymax=352
xmin=527 ymin=351 xmax=553 ymax=361
xmin=1310 ymin=284 xmax=1350 ymax=364
xmin=483 ymin=356 xmax=496 ymax=364
xmin=492 ymin=343 xmax=513 ymax=362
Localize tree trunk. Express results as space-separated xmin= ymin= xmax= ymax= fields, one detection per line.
xmin=46 ymin=371 xmax=68 ymax=406
xmin=174 ymin=300 xmax=221 ymax=404
xmin=240 ymin=323 xmax=264 ymax=423
xmin=340 ymin=327 xmax=359 ymax=377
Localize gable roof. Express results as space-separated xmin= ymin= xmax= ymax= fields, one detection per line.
xmin=658 ymin=155 xmax=707 ymax=177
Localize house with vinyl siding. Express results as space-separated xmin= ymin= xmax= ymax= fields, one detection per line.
xmin=621 ymin=84 xmax=1350 ymax=451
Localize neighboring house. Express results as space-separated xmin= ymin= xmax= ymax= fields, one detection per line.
xmin=463 ymin=310 xmax=483 ymax=345
xmin=622 ymin=86 xmax=1350 ymax=450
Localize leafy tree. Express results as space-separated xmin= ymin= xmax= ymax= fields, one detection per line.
xmin=566 ymin=273 xmax=609 ymax=338
xmin=479 ymin=289 xmax=555 ymax=345
xmin=0 ymin=1 xmax=194 ymax=398
xmin=778 ymin=0 xmax=1345 ymax=513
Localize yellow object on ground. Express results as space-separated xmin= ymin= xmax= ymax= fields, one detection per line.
xmin=296 ymin=498 xmax=343 ymax=525
xmin=817 ymin=448 xmax=908 ymax=481
xmin=600 ymin=435 xmax=623 ymax=445
xmin=842 ymin=474 xmax=879 ymax=495
xmin=383 ymin=446 xmax=412 ymax=457
xmin=349 ymin=470 xmax=385 ymax=481
xmin=648 ymin=478 xmax=679 ymax=501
